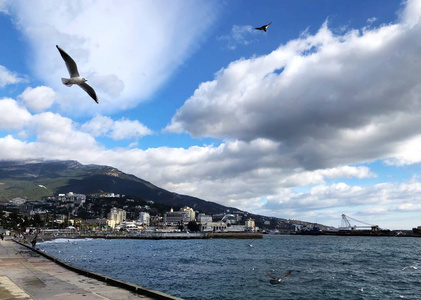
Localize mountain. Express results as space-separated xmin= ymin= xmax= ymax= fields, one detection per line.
xmin=0 ymin=160 xmax=238 ymax=214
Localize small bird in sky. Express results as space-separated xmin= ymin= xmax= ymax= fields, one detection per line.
xmin=266 ymin=270 xmax=296 ymax=284
xmin=255 ymin=21 xmax=272 ymax=32
xmin=56 ymin=45 xmax=98 ymax=103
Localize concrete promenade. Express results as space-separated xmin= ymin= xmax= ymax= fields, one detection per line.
xmin=0 ymin=237 xmax=181 ymax=300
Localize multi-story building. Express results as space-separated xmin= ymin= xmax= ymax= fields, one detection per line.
xmin=164 ymin=208 xmax=190 ymax=224
xmin=138 ymin=212 xmax=150 ymax=226
xmin=181 ymin=206 xmax=195 ymax=221
xmin=197 ymin=213 xmax=212 ymax=224
xmin=107 ymin=207 xmax=126 ymax=229
xmin=66 ymin=192 xmax=86 ymax=206
xmin=246 ymin=218 xmax=256 ymax=232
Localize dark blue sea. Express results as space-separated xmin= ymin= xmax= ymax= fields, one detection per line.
xmin=39 ymin=235 xmax=421 ymax=300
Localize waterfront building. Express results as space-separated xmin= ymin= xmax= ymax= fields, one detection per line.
xmin=119 ymin=221 xmax=139 ymax=232
xmin=197 ymin=213 xmax=212 ymax=224
xmin=246 ymin=218 xmax=256 ymax=230
xmin=197 ymin=213 xmax=213 ymax=231
xmin=107 ymin=207 xmax=126 ymax=229
xmin=164 ymin=208 xmax=190 ymax=224
xmin=200 ymin=221 xmax=227 ymax=232
xmin=138 ymin=212 xmax=150 ymax=226
xmin=181 ymin=206 xmax=196 ymax=221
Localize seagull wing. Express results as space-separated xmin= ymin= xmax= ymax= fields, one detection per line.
xmin=255 ymin=26 xmax=264 ymax=30
xmin=266 ymin=272 xmax=278 ymax=280
xmin=280 ymin=270 xmax=293 ymax=279
xmin=266 ymin=21 xmax=272 ymax=27
xmin=79 ymin=82 xmax=98 ymax=103
xmin=56 ymin=45 xmax=80 ymax=78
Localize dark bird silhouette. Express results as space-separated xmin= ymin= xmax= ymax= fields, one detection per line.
xmin=266 ymin=270 xmax=296 ymax=284
xmin=56 ymin=45 xmax=98 ymax=103
xmin=255 ymin=21 xmax=272 ymax=32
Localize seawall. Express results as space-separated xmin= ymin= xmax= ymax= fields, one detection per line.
xmin=0 ymin=237 xmax=182 ymax=300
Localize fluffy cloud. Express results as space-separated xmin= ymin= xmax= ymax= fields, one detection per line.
xmin=0 ymin=65 xmax=23 ymax=87
xmin=0 ymin=111 xmax=100 ymax=161
xmin=110 ymin=118 xmax=152 ymax=140
xmin=167 ymin=0 xmax=421 ymax=171
xmin=19 ymin=86 xmax=56 ymax=112
xmin=3 ymin=0 xmax=218 ymax=113
xmin=0 ymin=98 xmax=31 ymax=129
xmin=81 ymin=115 xmax=152 ymax=140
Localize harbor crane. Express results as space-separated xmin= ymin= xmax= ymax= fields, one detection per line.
xmin=340 ymin=214 xmax=380 ymax=231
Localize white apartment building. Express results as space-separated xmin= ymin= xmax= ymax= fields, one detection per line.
xmin=66 ymin=192 xmax=86 ymax=206
xmin=197 ymin=213 xmax=212 ymax=224
xmin=107 ymin=207 xmax=126 ymax=229
xmin=138 ymin=212 xmax=150 ymax=226
xmin=246 ymin=218 xmax=256 ymax=229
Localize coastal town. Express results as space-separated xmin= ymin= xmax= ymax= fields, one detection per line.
xmin=2 ymin=191 xmax=420 ymax=238
xmin=0 ymin=191 xmax=298 ymax=236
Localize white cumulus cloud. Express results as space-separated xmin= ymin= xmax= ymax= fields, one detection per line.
xmin=81 ymin=115 xmax=152 ymax=140
xmin=167 ymin=2 xmax=421 ymax=171
xmin=0 ymin=98 xmax=31 ymax=130
xmin=19 ymin=86 xmax=56 ymax=112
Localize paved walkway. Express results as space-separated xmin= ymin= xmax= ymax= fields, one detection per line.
xmin=0 ymin=237 xmax=158 ymax=300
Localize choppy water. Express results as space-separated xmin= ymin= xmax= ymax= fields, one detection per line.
xmin=39 ymin=235 xmax=421 ymax=299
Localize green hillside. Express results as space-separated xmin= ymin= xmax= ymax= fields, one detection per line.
xmin=0 ymin=160 xmax=236 ymax=214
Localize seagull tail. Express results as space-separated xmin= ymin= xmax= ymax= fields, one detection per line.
xmin=61 ymin=78 xmax=73 ymax=87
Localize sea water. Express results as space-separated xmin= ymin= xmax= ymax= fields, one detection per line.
xmin=39 ymin=235 xmax=421 ymax=299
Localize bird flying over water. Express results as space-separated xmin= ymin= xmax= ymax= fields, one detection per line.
xmin=56 ymin=45 xmax=98 ymax=103
xmin=402 ymin=263 xmax=418 ymax=270
xmin=266 ymin=270 xmax=295 ymax=284
xmin=255 ymin=21 xmax=272 ymax=32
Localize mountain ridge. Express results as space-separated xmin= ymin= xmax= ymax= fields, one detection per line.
xmin=0 ymin=159 xmax=239 ymax=215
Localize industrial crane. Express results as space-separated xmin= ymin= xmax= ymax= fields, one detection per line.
xmin=340 ymin=214 xmax=380 ymax=231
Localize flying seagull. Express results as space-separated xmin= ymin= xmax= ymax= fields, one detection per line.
xmin=56 ymin=45 xmax=98 ymax=103
xmin=255 ymin=21 xmax=272 ymax=32
xmin=402 ymin=263 xmax=418 ymax=270
xmin=266 ymin=270 xmax=296 ymax=284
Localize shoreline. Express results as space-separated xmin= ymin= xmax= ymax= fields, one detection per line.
xmin=0 ymin=237 xmax=182 ymax=300
xmin=30 ymin=231 xmax=264 ymax=241
xmin=14 ymin=239 xmax=183 ymax=300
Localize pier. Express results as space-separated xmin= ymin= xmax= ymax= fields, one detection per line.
xmin=0 ymin=236 xmax=182 ymax=300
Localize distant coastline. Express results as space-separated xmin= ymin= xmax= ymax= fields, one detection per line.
xmin=27 ymin=231 xmax=264 ymax=242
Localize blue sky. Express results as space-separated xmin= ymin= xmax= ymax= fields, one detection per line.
xmin=1 ymin=0 xmax=421 ymax=229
